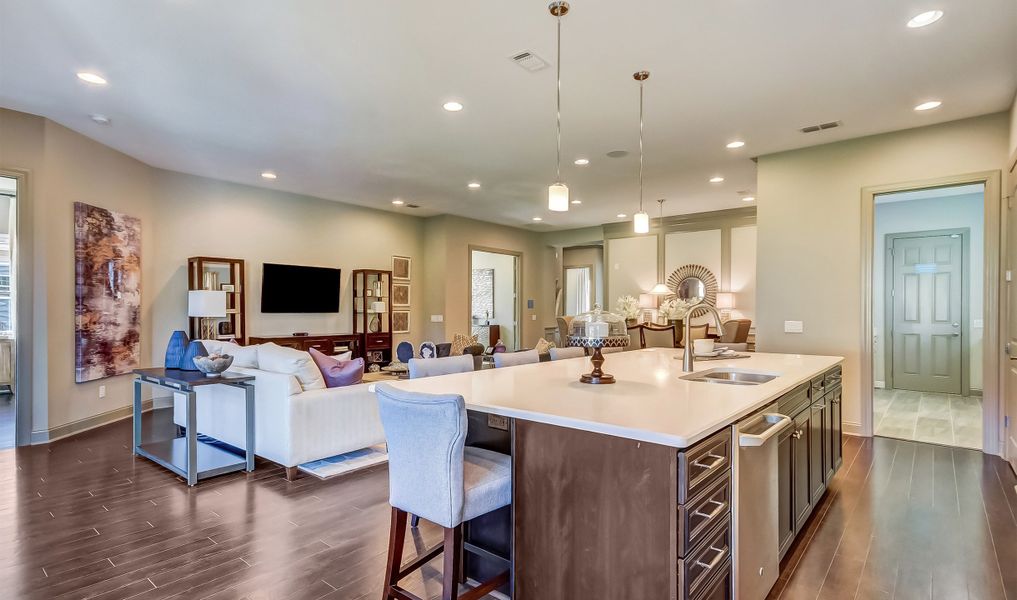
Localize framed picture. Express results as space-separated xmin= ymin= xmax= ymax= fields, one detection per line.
xmin=392 ymin=282 xmax=410 ymax=307
xmin=220 ymin=283 xmax=235 ymax=293
xmin=392 ymin=255 xmax=411 ymax=281
xmin=392 ymin=310 xmax=409 ymax=333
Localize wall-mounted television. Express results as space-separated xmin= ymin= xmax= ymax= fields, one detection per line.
xmin=261 ymin=263 xmax=341 ymax=313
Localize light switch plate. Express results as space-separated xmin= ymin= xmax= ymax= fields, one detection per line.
xmin=784 ymin=320 xmax=804 ymax=334
xmin=531 ymin=314 xmax=537 ymax=321
xmin=99 ymin=385 xmax=106 ymax=399
xmin=430 ymin=315 xmax=444 ymax=322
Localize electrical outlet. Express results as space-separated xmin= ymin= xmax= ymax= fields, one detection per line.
xmin=99 ymin=385 xmax=106 ymax=399
xmin=531 ymin=314 xmax=537 ymax=321
xmin=430 ymin=315 xmax=444 ymax=322
xmin=784 ymin=320 xmax=804 ymax=334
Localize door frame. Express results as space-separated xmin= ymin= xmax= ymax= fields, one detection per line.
xmin=467 ymin=245 xmax=522 ymax=351
xmin=563 ymin=263 xmax=594 ymax=315
xmin=860 ymin=170 xmax=1002 ymax=455
xmin=0 ymin=168 xmax=32 ymax=447
xmin=883 ymin=228 xmax=971 ymax=396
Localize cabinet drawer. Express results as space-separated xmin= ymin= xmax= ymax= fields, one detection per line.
xmin=678 ymin=516 xmax=731 ymax=599
xmin=693 ymin=558 xmax=732 ymax=600
xmin=777 ymin=383 xmax=811 ymax=418
xmin=678 ymin=469 xmax=731 ymax=557
xmin=364 ymin=335 xmax=391 ymax=349
xmin=824 ymin=367 xmax=842 ymax=387
xmin=810 ymin=375 xmax=826 ymax=399
xmin=303 ymin=338 xmax=333 ymax=353
xmin=679 ymin=429 xmax=731 ymax=504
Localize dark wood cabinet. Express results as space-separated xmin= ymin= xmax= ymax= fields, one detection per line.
xmin=248 ymin=333 xmax=361 ymax=358
xmin=828 ymin=384 xmax=843 ymax=474
xmin=352 ymin=269 xmax=393 ymax=370
xmin=791 ymin=406 xmax=813 ymax=534
xmin=777 ymin=421 xmax=795 ymax=558
xmin=810 ymin=398 xmax=828 ymax=503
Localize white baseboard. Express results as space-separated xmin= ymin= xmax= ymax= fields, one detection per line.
xmin=30 ymin=397 xmax=172 ymax=445
xmin=874 ymin=381 xmax=885 ymax=389
xmin=843 ymin=420 xmax=865 ymax=437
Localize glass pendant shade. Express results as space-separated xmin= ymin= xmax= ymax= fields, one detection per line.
xmin=633 ymin=210 xmax=650 ymax=233
xmin=548 ymin=183 xmax=569 ymax=212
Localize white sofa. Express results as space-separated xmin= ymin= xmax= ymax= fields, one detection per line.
xmin=172 ymin=342 xmax=385 ymax=474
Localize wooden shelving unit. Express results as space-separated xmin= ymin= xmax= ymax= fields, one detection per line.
xmin=352 ymin=269 xmax=392 ymax=370
xmin=188 ymin=257 xmax=246 ymax=345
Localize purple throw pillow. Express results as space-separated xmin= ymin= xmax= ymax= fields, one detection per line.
xmin=309 ymin=347 xmax=365 ymax=388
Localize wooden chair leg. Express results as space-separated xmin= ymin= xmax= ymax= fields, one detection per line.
xmin=382 ymin=508 xmax=408 ymax=600
xmin=410 ymin=514 xmax=420 ymax=528
xmin=441 ymin=525 xmax=463 ymax=600
xmin=284 ymin=466 xmax=300 ymax=481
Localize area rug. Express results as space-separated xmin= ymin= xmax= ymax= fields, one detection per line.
xmin=298 ymin=445 xmax=388 ymax=479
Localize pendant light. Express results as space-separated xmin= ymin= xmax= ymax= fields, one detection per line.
xmin=648 ymin=199 xmax=671 ymax=294
xmin=547 ymin=1 xmax=570 ymax=212
xmin=632 ymin=71 xmax=650 ymax=233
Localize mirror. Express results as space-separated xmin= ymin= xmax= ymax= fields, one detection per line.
xmin=676 ymin=277 xmax=707 ymax=304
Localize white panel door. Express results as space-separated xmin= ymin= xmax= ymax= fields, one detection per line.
xmin=1006 ymin=173 xmax=1017 ymax=473
xmin=890 ymin=234 xmax=963 ymax=394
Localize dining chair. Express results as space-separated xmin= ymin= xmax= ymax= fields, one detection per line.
xmin=493 ymin=349 xmax=540 ymax=368
xmin=720 ymin=319 xmax=752 ymax=344
xmin=548 ymin=346 xmax=586 ymax=360
xmin=409 ymin=355 xmax=475 ymax=379
xmin=641 ymin=324 xmax=678 ymax=348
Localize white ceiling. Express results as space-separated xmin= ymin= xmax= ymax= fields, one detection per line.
xmin=1 ymin=0 xmax=1014 ymax=230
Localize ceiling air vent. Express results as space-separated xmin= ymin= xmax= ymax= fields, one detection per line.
xmin=405 ymin=204 xmax=420 ymax=209
xmin=510 ymin=51 xmax=549 ymax=72
xmin=799 ymin=121 xmax=842 ymax=134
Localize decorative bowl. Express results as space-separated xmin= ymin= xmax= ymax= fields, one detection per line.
xmin=192 ymin=354 xmax=234 ymax=377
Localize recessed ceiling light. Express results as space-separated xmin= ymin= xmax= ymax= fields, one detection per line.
xmin=709 ymin=176 xmax=725 ymax=183
xmin=742 ymin=196 xmax=756 ymax=202
xmin=574 ymin=158 xmax=590 ymax=165
xmin=89 ymin=114 xmax=111 ymax=125
xmin=467 ymin=182 xmax=481 ymax=189
xmin=606 ymin=150 xmax=629 ymax=158
xmin=914 ymin=100 xmax=942 ymax=111
xmin=907 ymin=10 xmax=943 ymax=28
xmin=392 ymin=199 xmax=405 ymax=205
xmin=260 ymin=171 xmax=277 ymax=180
xmin=532 ymin=216 xmax=543 ymax=221
xmin=76 ymin=72 xmax=107 ymax=85
xmin=726 ymin=141 xmax=745 ymax=149
xmin=616 ymin=213 xmax=627 ymax=218
xmin=443 ymin=101 xmax=464 ymax=112
xmin=571 ymin=199 xmax=582 ymax=205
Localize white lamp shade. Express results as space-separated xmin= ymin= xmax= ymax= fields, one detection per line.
xmin=715 ymin=292 xmax=735 ymax=309
xmin=548 ymin=183 xmax=569 ymax=212
xmin=639 ymin=293 xmax=657 ymax=309
xmin=633 ymin=211 xmax=650 ymax=234
xmin=188 ymin=290 xmax=228 ymax=318
xmin=649 ymin=283 xmax=671 ymax=295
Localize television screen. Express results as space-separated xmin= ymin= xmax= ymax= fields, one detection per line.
xmin=261 ymin=263 xmax=341 ymax=313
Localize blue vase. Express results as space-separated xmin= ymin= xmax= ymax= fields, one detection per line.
xmin=180 ymin=340 xmax=208 ymax=371
xmin=164 ymin=331 xmax=189 ymax=370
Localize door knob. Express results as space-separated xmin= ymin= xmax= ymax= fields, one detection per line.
xmin=952 ymin=322 xmax=960 ymax=327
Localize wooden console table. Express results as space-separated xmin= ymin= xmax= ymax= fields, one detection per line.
xmin=249 ymin=334 xmax=362 ymax=358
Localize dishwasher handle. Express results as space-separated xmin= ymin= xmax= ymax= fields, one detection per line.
xmin=738 ymin=414 xmax=792 ymax=447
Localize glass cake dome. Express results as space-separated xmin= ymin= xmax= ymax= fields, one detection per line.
xmin=569 ymin=304 xmax=628 ymax=341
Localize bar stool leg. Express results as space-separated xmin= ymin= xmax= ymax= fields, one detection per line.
xmin=382 ymin=508 xmax=408 ymax=600
xmin=410 ymin=514 xmax=420 ymax=528
xmin=441 ymin=525 xmax=463 ymax=600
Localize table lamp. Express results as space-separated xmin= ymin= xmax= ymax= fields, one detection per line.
xmin=715 ymin=292 xmax=735 ymax=320
xmin=188 ymin=290 xmax=228 ymax=340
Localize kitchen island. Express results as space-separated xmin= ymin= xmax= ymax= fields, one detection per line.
xmin=385 ymin=349 xmax=843 ymax=599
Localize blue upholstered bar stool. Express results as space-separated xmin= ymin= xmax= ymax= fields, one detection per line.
xmin=408 ymin=355 xmax=475 ymax=379
xmin=492 ymin=349 xmax=539 ymax=368
xmin=376 ymin=384 xmax=511 ymax=600
xmin=548 ymin=346 xmax=586 ymax=360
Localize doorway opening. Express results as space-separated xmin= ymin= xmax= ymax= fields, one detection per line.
xmin=872 ymin=183 xmax=985 ymax=449
xmin=469 ymin=248 xmax=521 ymax=351
xmin=0 ymin=176 xmax=17 ymax=450
xmin=561 ymin=245 xmax=603 ymax=317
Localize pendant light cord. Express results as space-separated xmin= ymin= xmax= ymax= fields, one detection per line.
xmin=556 ymin=12 xmax=562 ymax=184
xmin=638 ymin=81 xmax=644 ymax=213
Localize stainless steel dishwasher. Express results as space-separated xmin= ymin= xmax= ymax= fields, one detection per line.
xmin=732 ymin=403 xmax=792 ymax=600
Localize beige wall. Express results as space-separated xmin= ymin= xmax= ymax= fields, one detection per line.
xmin=756 ymin=112 xmax=1010 ymax=432
xmin=1010 ymin=92 xmax=1017 ymax=155
xmin=423 ymin=215 xmax=548 ymax=347
xmin=148 ymin=170 xmax=426 ymax=360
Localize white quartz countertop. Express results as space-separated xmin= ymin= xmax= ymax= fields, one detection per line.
xmin=382 ymin=350 xmax=843 ymax=448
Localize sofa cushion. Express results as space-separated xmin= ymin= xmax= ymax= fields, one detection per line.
xmin=256 ymin=343 xmax=326 ymax=391
xmin=309 ymin=348 xmax=365 ymax=387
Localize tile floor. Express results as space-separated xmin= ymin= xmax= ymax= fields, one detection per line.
xmin=873 ymin=387 xmax=982 ymax=449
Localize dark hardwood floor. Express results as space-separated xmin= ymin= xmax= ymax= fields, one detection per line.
xmin=0 ymin=409 xmax=1014 ymax=600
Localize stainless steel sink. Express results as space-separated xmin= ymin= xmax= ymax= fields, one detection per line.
xmin=680 ymin=368 xmax=779 ymax=386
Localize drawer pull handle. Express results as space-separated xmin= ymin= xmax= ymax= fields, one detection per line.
xmin=792 ymin=430 xmax=803 ymax=440
xmin=694 ymin=546 xmax=727 ymax=571
xmin=813 ymin=403 xmax=827 ymax=410
xmin=692 ymin=499 xmax=727 ymax=521
xmin=692 ymin=453 xmax=726 ymax=470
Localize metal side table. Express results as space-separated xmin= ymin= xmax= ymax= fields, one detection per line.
xmin=132 ymin=368 xmax=255 ymax=486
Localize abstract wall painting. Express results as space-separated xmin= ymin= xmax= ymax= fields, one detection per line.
xmin=74 ymin=202 xmax=142 ymax=383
